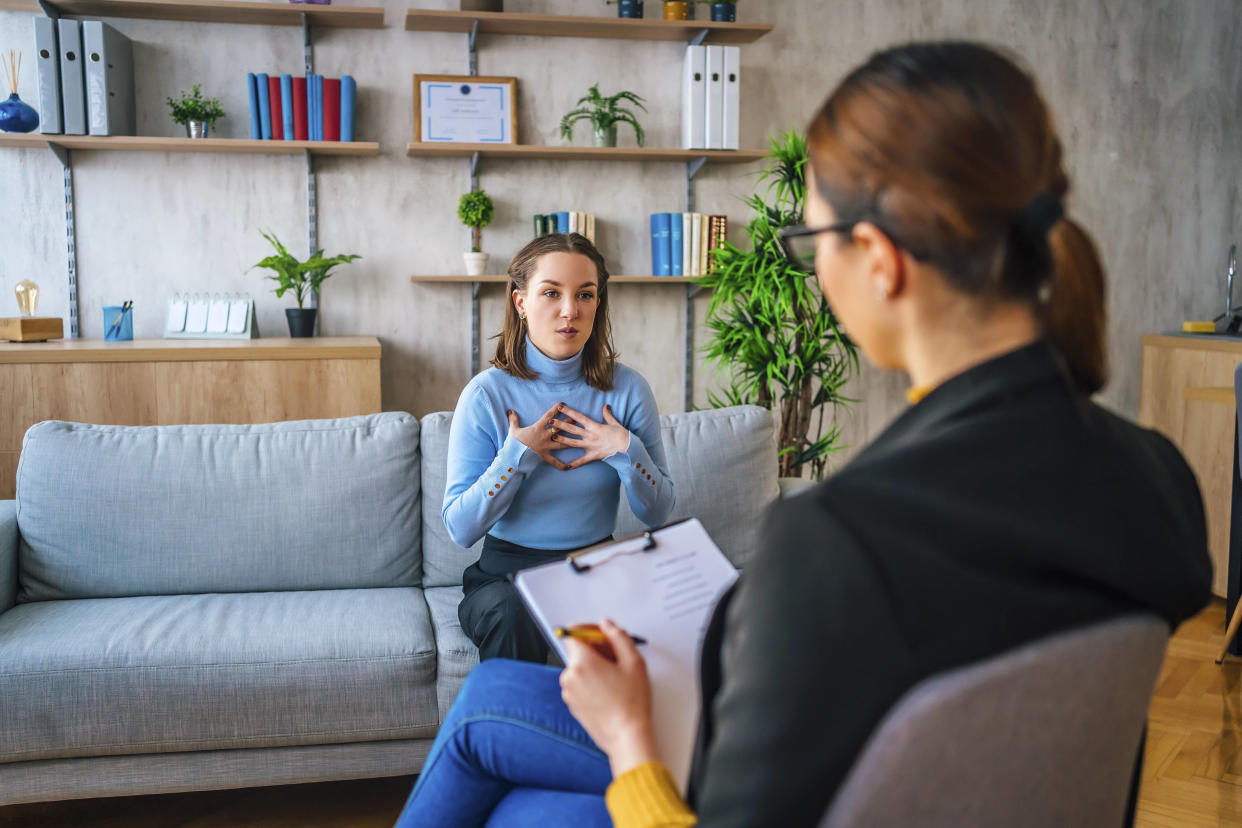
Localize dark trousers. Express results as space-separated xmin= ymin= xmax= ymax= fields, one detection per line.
xmin=458 ymin=534 xmax=607 ymax=664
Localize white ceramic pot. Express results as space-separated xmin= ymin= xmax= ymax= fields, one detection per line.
xmin=463 ymin=251 xmax=490 ymax=277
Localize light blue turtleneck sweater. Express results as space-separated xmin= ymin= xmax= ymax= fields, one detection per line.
xmin=442 ymin=339 xmax=675 ymax=551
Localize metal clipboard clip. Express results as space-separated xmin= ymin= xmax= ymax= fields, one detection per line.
xmin=565 ymin=518 xmax=692 ymax=575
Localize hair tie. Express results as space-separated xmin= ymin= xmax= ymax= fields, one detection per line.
xmin=1016 ymin=193 xmax=1064 ymax=242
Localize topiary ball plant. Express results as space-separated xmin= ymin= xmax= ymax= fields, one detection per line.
xmin=458 ymin=190 xmax=495 ymax=253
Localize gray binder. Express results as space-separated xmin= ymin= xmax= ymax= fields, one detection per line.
xmin=83 ymin=21 xmax=135 ymax=136
xmin=57 ymin=19 xmax=86 ymax=135
xmin=33 ymin=17 xmax=62 ymax=134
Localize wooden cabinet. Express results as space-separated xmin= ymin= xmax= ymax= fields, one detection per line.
xmin=1138 ymin=334 xmax=1242 ymax=596
xmin=0 ymin=337 xmax=381 ymax=500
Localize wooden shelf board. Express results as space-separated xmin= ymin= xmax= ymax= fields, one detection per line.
xmin=0 ymin=0 xmax=385 ymax=28
xmin=0 ymin=134 xmax=380 ymax=156
xmin=406 ymin=142 xmax=763 ymax=163
xmin=404 ymin=9 xmax=771 ymax=43
xmin=410 ymin=275 xmax=701 ymax=284
xmin=0 ymin=336 xmax=382 ymax=364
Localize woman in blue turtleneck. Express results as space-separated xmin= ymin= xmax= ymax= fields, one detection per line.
xmin=443 ymin=233 xmax=675 ymax=663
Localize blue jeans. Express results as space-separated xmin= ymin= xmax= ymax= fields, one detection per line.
xmin=395 ymin=658 xmax=613 ymax=828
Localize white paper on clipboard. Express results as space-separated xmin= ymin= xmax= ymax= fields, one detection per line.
xmin=513 ymin=517 xmax=738 ymax=794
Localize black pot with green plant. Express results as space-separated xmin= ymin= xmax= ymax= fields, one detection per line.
xmin=695 ymin=129 xmax=858 ymax=480
xmin=559 ymin=84 xmax=646 ymax=148
xmin=251 ymin=230 xmax=361 ymax=337
xmin=166 ymin=84 xmax=225 ymax=138
xmin=605 ymin=0 xmax=643 ymax=18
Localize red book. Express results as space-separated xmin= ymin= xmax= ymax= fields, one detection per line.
xmin=267 ymin=76 xmax=284 ymax=140
xmin=323 ymin=77 xmax=341 ymax=142
xmin=292 ymin=76 xmax=308 ymax=141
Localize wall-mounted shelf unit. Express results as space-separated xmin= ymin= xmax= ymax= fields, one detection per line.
xmin=0 ymin=134 xmax=380 ymax=156
xmin=0 ymin=0 xmax=385 ymax=28
xmin=406 ymin=143 xmax=764 ymax=163
xmin=410 ymin=275 xmax=702 ymax=284
xmin=404 ymin=9 xmax=771 ymax=44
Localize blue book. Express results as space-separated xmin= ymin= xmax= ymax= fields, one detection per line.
xmin=313 ymin=74 xmax=324 ymax=141
xmin=340 ymin=75 xmax=356 ymax=142
xmin=307 ymin=75 xmax=316 ymax=141
xmin=555 ymin=211 xmax=569 ymax=233
xmin=256 ymin=73 xmax=271 ymax=140
xmin=670 ymin=212 xmax=684 ymax=276
xmin=651 ymin=213 xmax=672 ymax=276
xmin=280 ymin=74 xmax=294 ymax=141
xmin=246 ymin=73 xmax=260 ymax=139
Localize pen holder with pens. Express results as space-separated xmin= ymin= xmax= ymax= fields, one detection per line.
xmin=103 ymin=304 xmax=134 ymax=341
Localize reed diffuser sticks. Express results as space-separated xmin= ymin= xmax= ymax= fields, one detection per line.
xmin=2 ymin=51 xmax=20 ymax=96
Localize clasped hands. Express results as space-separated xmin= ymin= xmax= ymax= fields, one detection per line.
xmin=507 ymin=402 xmax=630 ymax=472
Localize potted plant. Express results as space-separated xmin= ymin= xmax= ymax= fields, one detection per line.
xmin=663 ymin=0 xmax=689 ymax=19
xmin=458 ymin=190 xmax=495 ymax=277
xmin=559 ymin=84 xmax=647 ymax=149
xmin=605 ymin=0 xmax=643 ymax=18
xmin=696 ymin=129 xmax=859 ymax=480
xmin=166 ymin=84 xmax=225 ymax=138
xmin=697 ymin=0 xmax=736 ymax=21
xmin=251 ymin=230 xmax=360 ymax=337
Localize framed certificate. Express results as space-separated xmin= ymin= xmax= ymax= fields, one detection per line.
xmin=414 ymin=75 xmax=518 ymax=144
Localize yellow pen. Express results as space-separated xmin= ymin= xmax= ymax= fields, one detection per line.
xmin=554 ymin=624 xmax=647 ymax=646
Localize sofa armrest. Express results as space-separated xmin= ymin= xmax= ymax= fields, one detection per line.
xmin=0 ymin=500 xmax=16 ymax=614
xmin=778 ymin=477 xmax=814 ymax=499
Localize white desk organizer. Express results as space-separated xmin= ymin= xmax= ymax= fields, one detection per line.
xmin=164 ymin=293 xmax=259 ymax=339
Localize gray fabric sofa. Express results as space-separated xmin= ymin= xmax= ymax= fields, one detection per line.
xmin=0 ymin=405 xmax=800 ymax=806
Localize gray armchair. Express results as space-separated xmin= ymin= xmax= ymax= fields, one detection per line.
xmin=820 ymin=615 xmax=1168 ymax=828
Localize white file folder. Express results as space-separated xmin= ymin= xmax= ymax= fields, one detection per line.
xmin=705 ymin=45 xmax=725 ymax=150
xmin=681 ymin=44 xmax=707 ymax=150
xmin=57 ymin=19 xmax=86 ymax=135
xmin=84 ymin=21 xmax=135 ymax=136
xmin=723 ymin=46 xmax=740 ymax=151
xmin=33 ymin=17 xmax=62 ymax=134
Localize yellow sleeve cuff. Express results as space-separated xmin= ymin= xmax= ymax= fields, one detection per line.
xmin=605 ymin=762 xmax=697 ymax=828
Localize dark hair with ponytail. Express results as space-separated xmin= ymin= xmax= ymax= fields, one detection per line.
xmin=806 ymin=40 xmax=1107 ymax=393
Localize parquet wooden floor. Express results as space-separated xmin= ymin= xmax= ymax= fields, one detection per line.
xmin=3 ymin=600 xmax=1241 ymax=826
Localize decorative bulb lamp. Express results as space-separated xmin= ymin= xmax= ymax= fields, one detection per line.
xmin=1 ymin=280 xmax=63 ymax=342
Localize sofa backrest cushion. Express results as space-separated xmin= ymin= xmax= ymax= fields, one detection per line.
xmin=615 ymin=405 xmax=779 ymax=568
xmin=420 ymin=411 xmax=483 ymax=588
xmin=16 ymin=414 xmax=421 ymax=601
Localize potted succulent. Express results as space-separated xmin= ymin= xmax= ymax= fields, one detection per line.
xmin=251 ymin=230 xmax=360 ymax=337
xmin=459 ymin=190 xmax=495 ymax=277
xmin=698 ymin=0 xmax=736 ymax=21
xmin=166 ymin=84 xmax=225 ymax=138
xmin=663 ymin=0 xmax=689 ymax=19
xmin=605 ymin=0 xmax=643 ymax=18
xmin=559 ymin=83 xmax=647 ymax=149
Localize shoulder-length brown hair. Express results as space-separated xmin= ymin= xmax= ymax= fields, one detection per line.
xmin=491 ymin=233 xmax=618 ymax=391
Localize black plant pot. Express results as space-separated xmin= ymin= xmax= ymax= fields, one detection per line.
xmin=616 ymin=1 xmax=643 ymax=17
xmin=710 ymin=2 xmax=736 ymax=21
xmin=286 ymin=307 xmax=317 ymax=337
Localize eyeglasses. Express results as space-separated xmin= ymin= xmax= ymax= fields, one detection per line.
xmin=779 ymin=222 xmax=857 ymax=273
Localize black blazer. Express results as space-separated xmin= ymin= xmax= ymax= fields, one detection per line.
xmin=688 ymin=342 xmax=1212 ymax=827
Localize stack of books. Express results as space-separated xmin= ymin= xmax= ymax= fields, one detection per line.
xmin=35 ymin=19 xmax=135 ymax=136
xmin=246 ymin=73 xmax=357 ymax=141
xmin=534 ymin=212 xmax=597 ymax=244
xmin=650 ymin=213 xmax=728 ymax=277
xmin=681 ymin=44 xmax=740 ymax=151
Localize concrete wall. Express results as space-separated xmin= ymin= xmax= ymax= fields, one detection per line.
xmin=2 ymin=0 xmax=1239 ymax=464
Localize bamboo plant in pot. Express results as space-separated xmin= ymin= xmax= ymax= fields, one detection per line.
xmin=459 ymin=190 xmax=495 ymax=277
xmin=252 ymin=230 xmax=360 ymax=337
xmin=559 ymin=83 xmax=647 ymax=148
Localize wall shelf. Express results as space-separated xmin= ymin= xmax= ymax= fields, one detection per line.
xmin=0 ymin=0 xmax=386 ymax=28
xmin=404 ymin=9 xmax=772 ymax=44
xmin=406 ymin=142 xmax=764 ymax=163
xmin=0 ymin=134 xmax=380 ymax=156
xmin=410 ymin=275 xmax=702 ymax=284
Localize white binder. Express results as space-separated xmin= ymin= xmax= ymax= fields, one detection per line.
xmin=33 ymin=17 xmax=62 ymax=134
xmin=681 ymin=212 xmax=692 ymax=276
xmin=681 ymin=44 xmax=707 ymax=150
xmin=57 ymin=19 xmax=86 ymax=135
xmin=722 ymin=46 xmax=740 ymax=151
xmin=704 ymin=45 xmax=725 ymax=150
xmin=84 ymin=21 xmax=135 ymax=136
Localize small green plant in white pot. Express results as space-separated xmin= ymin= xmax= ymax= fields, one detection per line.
xmin=559 ymin=83 xmax=647 ymax=148
xmin=458 ymin=190 xmax=495 ymax=276
xmin=166 ymin=84 xmax=225 ymax=138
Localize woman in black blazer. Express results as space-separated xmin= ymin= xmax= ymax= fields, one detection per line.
xmin=397 ymin=41 xmax=1212 ymax=828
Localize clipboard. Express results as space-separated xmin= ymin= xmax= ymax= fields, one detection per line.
xmin=512 ymin=517 xmax=739 ymax=794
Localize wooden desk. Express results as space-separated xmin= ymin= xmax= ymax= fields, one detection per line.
xmin=0 ymin=337 xmax=382 ymax=499
xmin=1139 ymin=334 xmax=1242 ymax=596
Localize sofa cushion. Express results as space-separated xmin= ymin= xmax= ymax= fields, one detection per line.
xmin=0 ymin=588 xmax=439 ymax=763
xmin=420 ymin=412 xmax=483 ymax=588
xmin=616 ymin=405 xmax=779 ymax=568
xmin=16 ymin=414 xmax=421 ymax=601
xmin=424 ymin=585 xmax=480 ymax=722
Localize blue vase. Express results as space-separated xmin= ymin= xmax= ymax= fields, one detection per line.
xmin=0 ymin=93 xmax=39 ymax=133
xmin=710 ymin=2 xmax=736 ymax=21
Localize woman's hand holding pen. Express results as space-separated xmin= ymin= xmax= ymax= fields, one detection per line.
xmin=508 ymin=404 xmax=571 ymax=471
xmin=560 ymin=618 xmax=660 ymax=779
xmin=551 ymin=404 xmax=631 ymax=470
